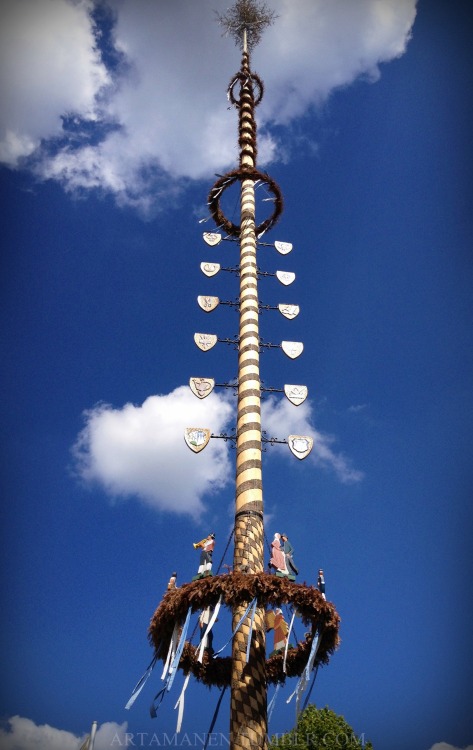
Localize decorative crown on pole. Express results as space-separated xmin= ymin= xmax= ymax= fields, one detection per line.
xmin=216 ymin=0 xmax=278 ymax=51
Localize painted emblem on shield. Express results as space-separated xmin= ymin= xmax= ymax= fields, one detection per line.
xmin=281 ymin=341 xmax=304 ymax=359
xmin=203 ymin=232 xmax=222 ymax=246
xmin=274 ymin=240 xmax=293 ymax=255
xmin=287 ymin=435 xmax=313 ymax=460
xmin=276 ymin=270 xmax=295 ymax=286
xmin=184 ymin=428 xmax=211 ymax=453
xmin=194 ymin=333 xmax=218 ymax=351
xmin=189 ymin=378 xmax=215 ymax=399
xmin=201 ymin=262 xmax=221 ymax=277
xmin=278 ymin=304 xmax=300 ymax=320
xmin=198 ymin=296 xmax=219 ymax=312
xmin=284 ymin=385 xmax=308 ymax=406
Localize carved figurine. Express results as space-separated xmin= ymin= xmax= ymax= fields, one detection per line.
xmin=281 ymin=533 xmax=298 ymax=576
xmin=269 ymin=533 xmax=288 ymax=576
xmin=193 ymin=533 xmax=215 ymax=579
xmin=317 ymin=568 xmax=326 ymax=600
xmin=167 ymin=572 xmax=177 ymax=590
xmin=265 ymin=607 xmax=289 ymax=653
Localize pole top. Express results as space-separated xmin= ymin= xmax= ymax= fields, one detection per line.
xmin=215 ymin=0 xmax=278 ymax=52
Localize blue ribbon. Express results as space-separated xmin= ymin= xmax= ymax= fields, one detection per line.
xmin=125 ymin=655 xmax=158 ymax=710
xmin=245 ymin=598 xmax=258 ymax=663
xmin=213 ymin=598 xmax=257 ymax=657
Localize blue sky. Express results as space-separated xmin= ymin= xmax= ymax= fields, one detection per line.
xmin=1 ymin=1 xmax=472 ymax=749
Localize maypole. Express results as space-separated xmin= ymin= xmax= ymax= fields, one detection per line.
xmin=140 ymin=3 xmax=341 ymax=748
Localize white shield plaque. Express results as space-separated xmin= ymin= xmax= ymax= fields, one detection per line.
xmin=203 ymin=232 xmax=222 ymax=246
xmin=184 ymin=427 xmax=211 ymax=453
xmin=201 ymin=262 xmax=221 ymax=277
xmin=284 ymin=385 xmax=308 ymax=406
xmin=281 ymin=341 xmax=304 ymax=359
xmin=276 ymin=271 xmax=296 ymax=286
xmin=194 ymin=333 xmax=218 ymax=351
xmin=189 ymin=378 xmax=215 ymax=399
xmin=274 ymin=241 xmax=293 ymax=255
xmin=198 ymin=296 xmax=219 ymax=312
xmin=288 ymin=435 xmax=313 ymax=460
xmin=278 ymin=304 xmax=300 ymax=320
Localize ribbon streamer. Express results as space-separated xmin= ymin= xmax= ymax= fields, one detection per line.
xmin=203 ymin=686 xmax=228 ymax=750
xmin=212 ymin=598 xmax=257 ymax=657
xmin=124 ymin=655 xmax=158 ymax=710
xmin=197 ymin=596 xmax=222 ymax=663
xmin=283 ymin=609 xmax=297 ymax=674
xmin=167 ymin=607 xmax=192 ymax=692
xmin=245 ymin=598 xmax=258 ymax=663
xmin=162 ymin=623 xmax=180 ymax=680
xmin=174 ymin=673 xmax=191 ymax=733
xmin=267 ymin=683 xmax=280 ymax=723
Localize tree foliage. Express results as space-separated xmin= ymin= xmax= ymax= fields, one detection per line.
xmin=269 ymin=704 xmax=373 ymax=750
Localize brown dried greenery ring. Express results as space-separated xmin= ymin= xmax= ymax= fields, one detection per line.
xmin=148 ymin=572 xmax=340 ymax=688
xmin=208 ymin=168 xmax=283 ymax=237
xmin=228 ymin=71 xmax=264 ymax=107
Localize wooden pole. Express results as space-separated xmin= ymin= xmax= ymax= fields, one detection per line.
xmin=230 ymin=32 xmax=267 ymax=750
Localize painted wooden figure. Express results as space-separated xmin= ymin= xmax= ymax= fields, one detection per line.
xmin=281 ymin=533 xmax=298 ymax=576
xmin=317 ymin=568 xmax=326 ymax=600
xmin=269 ymin=533 xmax=288 ymax=576
xmin=193 ymin=533 xmax=215 ymax=579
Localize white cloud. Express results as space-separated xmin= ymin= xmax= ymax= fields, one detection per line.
xmin=429 ymin=745 xmax=473 ymax=750
xmin=73 ymin=386 xmax=234 ymax=518
xmin=0 ymin=0 xmax=417 ymax=212
xmin=262 ymin=396 xmax=364 ymax=484
xmin=0 ymin=716 xmax=127 ymax=750
xmin=73 ymin=387 xmax=362 ymax=517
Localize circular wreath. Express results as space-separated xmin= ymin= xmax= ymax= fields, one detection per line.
xmin=207 ymin=168 xmax=283 ymax=237
xmin=148 ymin=572 xmax=340 ymax=688
xmin=228 ymin=72 xmax=264 ymax=107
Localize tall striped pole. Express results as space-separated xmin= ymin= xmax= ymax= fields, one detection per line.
xmin=230 ymin=30 xmax=267 ymax=750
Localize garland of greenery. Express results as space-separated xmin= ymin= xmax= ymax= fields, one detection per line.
xmin=148 ymin=572 xmax=340 ymax=687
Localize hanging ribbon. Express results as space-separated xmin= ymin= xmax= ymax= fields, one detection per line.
xmin=162 ymin=623 xmax=180 ymax=680
xmin=245 ymin=598 xmax=258 ymax=663
xmin=174 ymin=672 xmax=191 ymax=733
xmin=124 ymin=654 xmax=158 ymax=710
xmin=167 ymin=607 xmax=192 ymax=692
xmin=302 ymin=665 xmax=319 ymax=711
xmin=267 ymin=683 xmax=280 ymax=723
xmin=286 ymin=629 xmax=322 ymax=710
xmin=203 ymin=686 xmax=228 ymax=750
xmin=283 ymin=609 xmax=297 ymax=674
xmin=197 ymin=596 xmax=223 ymax=663
xmin=150 ymin=685 xmax=167 ymax=719
xmin=212 ymin=598 xmax=257 ymax=657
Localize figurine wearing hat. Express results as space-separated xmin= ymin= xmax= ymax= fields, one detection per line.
xmin=167 ymin=572 xmax=177 ymax=590
xmin=193 ymin=533 xmax=215 ymax=579
xmin=317 ymin=568 xmax=326 ymax=600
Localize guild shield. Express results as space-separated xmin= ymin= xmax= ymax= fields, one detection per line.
xmin=203 ymin=232 xmax=222 ymax=246
xmin=287 ymin=435 xmax=313 ymax=460
xmin=281 ymin=341 xmax=304 ymax=359
xmin=274 ymin=241 xmax=293 ymax=255
xmin=198 ymin=296 xmax=220 ymax=312
xmin=284 ymin=385 xmax=308 ymax=406
xmin=194 ymin=333 xmax=218 ymax=351
xmin=276 ymin=271 xmax=295 ymax=286
xmin=278 ymin=304 xmax=300 ymax=320
xmin=189 ymin=378 xmax=215 ymax=399
xmin=201 ymin=262 xmax=221 ymax=277
xmin=184 ymin=428 xmax=211 ymax=453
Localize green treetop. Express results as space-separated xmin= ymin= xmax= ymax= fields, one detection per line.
xmin=269 ymin=705 xmax=374 ymax=750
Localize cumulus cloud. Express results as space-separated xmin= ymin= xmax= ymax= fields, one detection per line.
xmin=263 ymin=396 xmax=364 ymax=484
xmin=0 ymin=0 xmax=417 ymax=212
xmin=73 ymin=386 xmax=234 ymax=517
xmin=72 ymin=386 xmax=362 ymax=518
xmin=429 ymin=745 xmax=473 ymax=750
xmin=0 ymin=716 xmax=127 ymax=750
